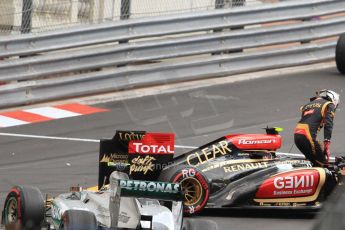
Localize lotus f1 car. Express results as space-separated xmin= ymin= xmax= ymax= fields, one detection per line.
xmin=2 ymin=170 xmax=218 ymax=230
xmin=96 ymin=129 xmax=345 ymax=215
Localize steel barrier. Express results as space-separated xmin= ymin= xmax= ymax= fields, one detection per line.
xmin=0 ymin=0 xmax=344 ymax=108
xmin=0 ymin=0 xmax=344 ymax=57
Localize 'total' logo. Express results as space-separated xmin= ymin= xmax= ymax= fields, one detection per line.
xmin=128 ymin=133 xmax=174 ymax=154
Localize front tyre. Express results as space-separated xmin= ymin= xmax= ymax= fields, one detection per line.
xmin=60 ymin=210 xmax=97 ymax=230
xmin=336 ymin=33 xmax=345 ymax=74
xmin=159 ymin=166 xmax=210 ymax=215
xmin=2 ymin=186 xmax=45 ymax=230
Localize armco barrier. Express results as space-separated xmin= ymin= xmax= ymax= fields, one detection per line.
xmin=0 ymin=41 xmax=335 ymax=108
xmin=1 ymin=17 xmax=345 ymax=82
xmin=0 ymin=0 xmax=344 ymax=58
xmin=0 ymin=0 xmax=344 ymax=108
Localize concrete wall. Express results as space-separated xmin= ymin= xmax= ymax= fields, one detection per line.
xmin=130 ymin=0 xmax=216 ymax=18
xmin=0 ymin=0 xmax=262 ymax=34
xmin=0 ymin=0 xmax=22 ymax=34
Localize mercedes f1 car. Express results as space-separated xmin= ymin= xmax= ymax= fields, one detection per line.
xmin=2 ymin=170 xmax=218 ymax=230
xmin=97 ymin=129 xmax=345 ymax=215
xmin=336 ymin=33 xmax=345 ymax=74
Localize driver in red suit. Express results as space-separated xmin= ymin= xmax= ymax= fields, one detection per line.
xmin=294 ymin=89 xmax=340 ymax=167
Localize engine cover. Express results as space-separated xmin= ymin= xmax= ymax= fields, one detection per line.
xmin=226 ymin=134 xmax=282 ymax=151
xmin=254 ymin=168 xmax=326 ymax=203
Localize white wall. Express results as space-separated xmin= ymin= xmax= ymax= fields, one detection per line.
xmin=0 ymin=0 xmax=263 ymax=34
xmin=0 ymin=0 xmax=22 ymax=34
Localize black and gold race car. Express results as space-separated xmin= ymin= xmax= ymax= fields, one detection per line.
xmin=336 ymin=33 xmax=345 ymax=74
xmin=98 ymin=129 xmax=345 ymax=216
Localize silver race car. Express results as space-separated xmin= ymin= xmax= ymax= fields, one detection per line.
xmin=2 ymin=171 xmax=218 ymax=230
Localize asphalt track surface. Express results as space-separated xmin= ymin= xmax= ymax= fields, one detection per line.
xmin=0 ymin=67 xmax=344 ymax=230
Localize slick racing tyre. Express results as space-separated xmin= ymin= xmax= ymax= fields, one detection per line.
xmin=159 ymin=166 xmax=210 ymax=215
xmin=182 ymin=219 xmax=219 ymax=230
xmin=336 ymin=33 xmax=345 ymax=74
xmin=2 ymin=186 xmax=45 ymax=230
xmin=60 ymin=210 xmax=97 ymax=230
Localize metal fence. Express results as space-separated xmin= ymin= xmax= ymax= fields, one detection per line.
xmin=0 ymin=0 xmax=286 ymax=34
xmin=0 ymin=0 xmax=344 ymax=109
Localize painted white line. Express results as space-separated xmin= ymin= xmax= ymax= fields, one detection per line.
xmin=24 ymin=107 xmax=80 ymax=119
xmin=0 ymin=132 xmax=100 ymax=143
xmin=0 ymin=116 xmax=28 ymax=127
xmin=175 ymin=145 xmax=196 ymax=149
xmin=0 ymin=133 xmax=336 ymax=160
xmin=0 ymin=132 xmax=197 ymax=149
xmin=276 ymin=152 xmax=304 ymax=158
xmin=277 ymin=152 xmax=335 ymax=161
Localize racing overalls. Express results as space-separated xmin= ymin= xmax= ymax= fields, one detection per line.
xmin=294 ymin=98 xmax=335 ymax=167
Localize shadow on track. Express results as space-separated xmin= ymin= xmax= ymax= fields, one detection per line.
xmin=198 ymin=208 xmax=316 ymax=219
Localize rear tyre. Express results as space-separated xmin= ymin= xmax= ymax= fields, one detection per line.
xmin=159 ymin=166 xmax=210 ymax=215
xmin=336 ymin=33 xmax=345 ymax=74
xmin=2 ymin=186 xmax=45 ymax=230
xmin=182 ymin=219 xmax=219 ymax=230
xmin=60 ymin=210 xmax=97 ymax=230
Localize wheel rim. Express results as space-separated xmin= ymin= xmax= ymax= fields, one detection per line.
xmin=181 ymin=177 xmax=203 ymax=206
xmin=5 ymin=197 xmax=18 ymax=224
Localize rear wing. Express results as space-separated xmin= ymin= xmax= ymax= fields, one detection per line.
xmin=109 ymin=171 xmax=182 ymax=229
xmin=99 ymin=130 xmax=175 ymax=189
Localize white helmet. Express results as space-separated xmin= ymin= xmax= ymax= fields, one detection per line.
xmin=319 ymin=89 xmax=340 ymax=109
